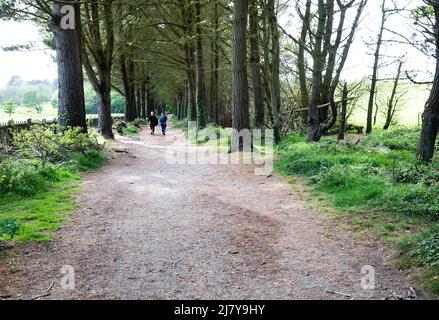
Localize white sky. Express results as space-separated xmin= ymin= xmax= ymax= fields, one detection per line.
xmin=0 ymin=1 xmax=434 ymax=89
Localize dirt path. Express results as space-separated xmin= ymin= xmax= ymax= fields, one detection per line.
xmin=0 ymin=126 xmax=429 ymax=300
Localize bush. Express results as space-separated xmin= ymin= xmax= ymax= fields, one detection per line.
xmin=0 ymin=159 xmax=73 ymax=196
xmin=122 ymin=123 xmax=140 ymax=136
xmin=417 ymin=229 xmax=439 ymax=268
xmin=13 ymin=125 xmax=100 ymax=165
xmin=0 ymin=218 xmax=21 ymax=240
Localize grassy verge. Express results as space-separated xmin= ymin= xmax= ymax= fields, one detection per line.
xmin=275 ymin=127 xmax=439 ymax=296
xmin=0 ymin=150 xmax=107 ymax=244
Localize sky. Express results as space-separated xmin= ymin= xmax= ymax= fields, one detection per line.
xmin=0 ymin=1 xmax=434 ymax=89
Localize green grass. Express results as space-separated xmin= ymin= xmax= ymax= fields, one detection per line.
xmin=0 ymin=103 xmax=57 ymax=123
xmin=122 ymin=123 xmax=140 ymax=136
xmin=275 ymin=128 xmax=439 ymax=296
xmin=0 ymin=151 xmax=107 ymax=244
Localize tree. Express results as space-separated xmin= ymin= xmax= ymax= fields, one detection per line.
xmin=0 ymin=1 xmax=87 ymax=131
xmin=231 ymin=0 xmax=250 ymax=151
xmin=51 ymin=1 xmax=87 ymax=130
xmin=82 ymin=0 xmax=115 ymax=138
xmin=2 ymin=101 xmax=16 ymax=117
xmin=418 ymin=0 xmax=439 ymax=161
xmin=267 ymin=0 xmax=282 ymax=143
xmin=249 ymin=0 xmax=264 ymax=128
xmin=382 ymin=61 xmax=405 ymax=130
xmin=22 ymin=89 xmax=44 ymax=114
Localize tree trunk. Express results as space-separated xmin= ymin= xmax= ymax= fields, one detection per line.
xmin=249 ymin=0 xmax=265 ymax=128
xmin=121 ymin=54 xmax=136 ymax=122
xmin=97 ymin=74 xmax=113 ymax=138
xmin=383 ymin=61 xmax=402 ymax=130
xmin=298 ymin=0 xmax=311 ymax=114
xmin=338 ymin=82 xmax=348 ymax=140
xmin=367 ymin=0 xmax=386 ymax=134
xmin=267 ymin=0 xmax=281 ymax=144
xmin=195 ymin=0 xmax=207 ymax=129
xmin=418 ymin=2 xmax=439 ymax=161
xmin=232 ymin=0 xmax=250 ymax=151
xmin=51 ymin=1 xmax=87 ymax=131
xmin=307 ymin=0 xmax=325 ymax=142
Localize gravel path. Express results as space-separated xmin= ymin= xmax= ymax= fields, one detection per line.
xmin=0 ymin=126 xmax=429 ymax=300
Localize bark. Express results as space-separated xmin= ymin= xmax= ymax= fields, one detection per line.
xmin=297 ymin=0 xmax=311 ymax=112
xmin=307 ymin=0 xmax=326 ymax=142
xmin=195 ymin=0 xmax=207 ymax=129
xmin=232 ymin=0 xmax=250 ymax=150
xmin=50 ymin=1 xmax=87 ymax=131
xmin=367 ymin=0 xmax=386 ymax=134
xmin=182 ymin=1 xmax=197 ymax=121
xmin=249 ymin=0 xmax=265 ymax=128
xmin=120 ymin=54 xmax=136 ymax=122
xmin=383 ymin=61 xmax=402 ymax=130
xmin=82 ymin=0 xmax=115 ymax=139
xmin=338 ymin=82 xmax=348 ymax=140
xmin=418 ymin=0 xmax=439 ymax=161
xmin=267 ymin=0 xmax=281 ymax=144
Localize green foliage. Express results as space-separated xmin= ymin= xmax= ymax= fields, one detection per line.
xmin=13 ymin=124 xmax=100 ymax=165
xmin=276 ymin=127 xmax=439 ymax=295
xmin=2 ymin=101 xmax=16 ymax=117
xmin=0 ymin=159 xmax=73 ymax=197
xmin=22 ymin=89 xmax=46 ymax=114
xmin=0 ymin=218 xmax=21 ymax=240
xmin=417 ymin=229 xmax=439 ymax=268
xmin=122 ymin=123 xmax=140 ymax=136
xmin=0 ymin=125 xmax=106 ymax=244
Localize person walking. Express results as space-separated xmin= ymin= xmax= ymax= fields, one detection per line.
xmin=148 ymin=112 xmax=159 ymax=135
xmin=159 ymin=112 xmax=168 ymax=136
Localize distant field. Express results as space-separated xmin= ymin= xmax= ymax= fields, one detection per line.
xmin=0 ymin=103 xmax=124 ymax=124
xmin=0 ymin=103 xmax=57 ymax=124
xmin=349 ymin=83 xmax=431 ymax=128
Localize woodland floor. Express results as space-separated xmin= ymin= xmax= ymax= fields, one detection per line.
xmin=0 ymin=124 xmax=430 ymax=300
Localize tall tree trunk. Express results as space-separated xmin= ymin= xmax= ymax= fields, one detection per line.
xmin=120 ymin=54 xmax=136 ymax=122
xmin=232 ymin=0 xmax=250 ymax=151
xmin=195 ymin=0 xmax=207 ymax=129
xmin=97 ymin=71 xmax=113 ymax=138
xmin=307 ymin=0 xmax=325 ymax=142
xmin=383 ymin=61 xmax=402 ymax=130
xmin=249 ymin=0 xmax=265 ymax=128
xmin=298 ymin=0 xmax=311 ymax=115
xmin=51 ymin=1 xmax=87 ymax=131
xmin=367 ymin=0 xmax=386 ymax=134
xmin=267 ymin=0 xmax=281 ymax=144
xmin=338 ymin=82 xmax=348 ymax=140
xmin=418 ymin=1 xmax=439 ymax=161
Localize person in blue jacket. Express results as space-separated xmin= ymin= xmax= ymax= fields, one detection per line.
xmin=159 ymin=113 xmax=168 ymax=136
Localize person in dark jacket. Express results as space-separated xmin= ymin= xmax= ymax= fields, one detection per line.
xmin=159 ymin=113 xmax=168 ymax=135
xmin=148 ymin=112 xmax=159 ymax=135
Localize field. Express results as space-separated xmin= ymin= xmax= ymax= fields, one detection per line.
xmin=349 ymin=83 xmax=431 ymax=128
xmin=0 ymin=103 xmax=57 ymax=124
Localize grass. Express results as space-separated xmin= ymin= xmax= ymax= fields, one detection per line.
xmin=122 ymin=123 xmax=140 ymax=136
xmin=275 ymin=128 xmax=439 ymax=296
xmin=0 ymin=151 xmax=107 ymax=244
xmin=0 ymin=104 xmax=57 ymax=123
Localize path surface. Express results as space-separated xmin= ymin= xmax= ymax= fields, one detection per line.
xmin=0 ymin=126 xmax=428 ymax=300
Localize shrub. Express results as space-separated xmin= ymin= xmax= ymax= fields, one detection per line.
xmin=0 ymin=159 xmax=73 ymax=196
xmin=122 ymin=123 xmax=140 ymax=136
xmin=13 ymin=125 xmax=100 ymax=165
xmin=417 ymin=229 xmax=439 ymax=268
xmin=0 ymin=218 xmax=21 ymax=240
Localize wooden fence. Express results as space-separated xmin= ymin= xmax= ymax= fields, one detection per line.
xmin=0 ymin=116 xmax=124 ymax=145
